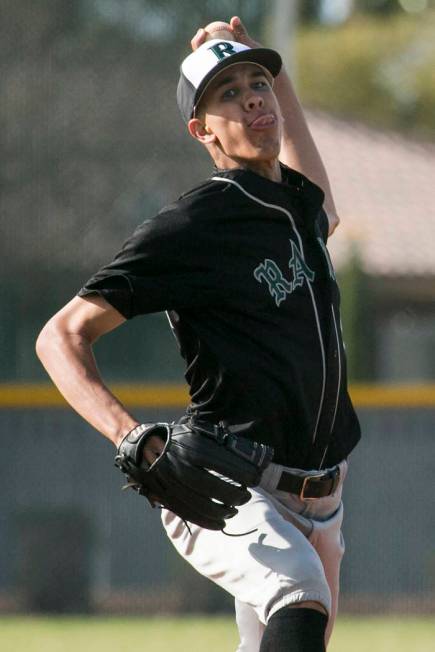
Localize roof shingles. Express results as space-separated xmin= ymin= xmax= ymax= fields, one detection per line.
xmin=307 ymin=111 xmax=435 ymax=276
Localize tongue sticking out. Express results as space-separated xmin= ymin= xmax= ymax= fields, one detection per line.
xmin=250 ymin=114 xmax=276 ymax=129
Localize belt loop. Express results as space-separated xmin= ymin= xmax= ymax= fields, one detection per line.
xmin=260 ymin=462 xmax=282 ymax=492
xmin=271 ymin=463 xmax=284 ymax=492
xmin=330 ymin=464 xmax=341 ymax=494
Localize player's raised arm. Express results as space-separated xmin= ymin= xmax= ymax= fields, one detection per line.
xmin=191 ymin=16 xmax=339 ymax=234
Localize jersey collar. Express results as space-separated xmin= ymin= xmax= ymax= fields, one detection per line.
xmin=211 ymin=164 xmax=325 ymax=227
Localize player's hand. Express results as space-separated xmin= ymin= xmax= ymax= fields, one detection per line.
xmin=190 ymin=27 xmax=207 ymax=51
xmin=115 ymin=421 xmax=273 ymax=531
xmin=143 ymin=434 xmax=165 ymax=464
xmin=190 ymin=16 xmax=262 ymax=52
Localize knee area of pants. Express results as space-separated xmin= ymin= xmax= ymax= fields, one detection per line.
xmin=254 ymin=544 xmax=331 ymax=622
xmin=266 ymin=592 xmax=331 ymax=624
xmin=265 ymin=566 xmax=332 ymax=623
xmin=270 ymin=605 xmax=328 ymax=623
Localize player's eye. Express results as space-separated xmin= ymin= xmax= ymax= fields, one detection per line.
xmin=252 ymin=80 xmax=269 ymax=90
xmin=221 ymin=87 xmax=238 ymax=100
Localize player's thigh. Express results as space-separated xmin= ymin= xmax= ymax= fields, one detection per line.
xmin=162 ymin=488 xmax=331 ymax=624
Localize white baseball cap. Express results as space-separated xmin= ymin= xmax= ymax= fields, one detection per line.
xmin=177 ymin=39 xmax=282 ymax=123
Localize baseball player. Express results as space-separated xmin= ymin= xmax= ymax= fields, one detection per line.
xmin=36 ymin=16 xmax=361 ymax=652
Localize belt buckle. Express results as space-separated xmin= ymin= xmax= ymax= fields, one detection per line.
xmin=300 ymin=472 xmax=326 ymax=500
xmin=299 ymin=466 xmax=341 ymax=500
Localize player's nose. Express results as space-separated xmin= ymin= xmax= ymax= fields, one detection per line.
xmin=244 ymin=93 xmax=264 ymax=112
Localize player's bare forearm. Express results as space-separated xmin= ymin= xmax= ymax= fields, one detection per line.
xmin=271 ymin=70 xmax=339 ymax=230
xmin=36 ymin=296 xmax=139 ymax=447
xmin=36 ymin=327 xmax=138 ymax=445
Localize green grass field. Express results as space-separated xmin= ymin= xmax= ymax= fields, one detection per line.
xmin=0 ymin=615 xmax=434 ymax=652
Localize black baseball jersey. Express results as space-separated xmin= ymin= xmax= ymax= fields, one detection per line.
xmin=79 ymin=164 xmax=361 ymax=470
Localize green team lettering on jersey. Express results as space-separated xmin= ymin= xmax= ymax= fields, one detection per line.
xmin=253 ymin=259 xmax=293 ymax=307
xmin=288 ymin=240 xmax=315 ymax=289
xmin=254 ymin=240 xmax=315 ymax=307
xmin=208 ymin=42 xmax=237 ymax=60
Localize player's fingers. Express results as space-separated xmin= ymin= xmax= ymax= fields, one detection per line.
xmin=191 ymin=27 xmax=207 ymax=51
xmin=230 ymin=16 xmax=246 ymax=38
xmin=230 ymin=16 xmax=261 ymax=48
xmin=143 ymin=434 xmax=165 ymax=464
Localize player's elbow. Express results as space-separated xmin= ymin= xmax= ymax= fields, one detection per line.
xmin=36 ymin=313 xmax=80 ymax=363
xmin=35 ymin=317 xmax=62 ymax=362
xmin=328 ymin=212 xmax=340 ymax=236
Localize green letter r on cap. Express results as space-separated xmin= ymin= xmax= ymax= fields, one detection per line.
xmin=208 ymin=42 xmax=236 ymax=60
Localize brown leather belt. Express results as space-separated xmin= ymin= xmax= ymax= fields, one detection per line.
xmin=276 ymin=465 xmax=341 ymax=500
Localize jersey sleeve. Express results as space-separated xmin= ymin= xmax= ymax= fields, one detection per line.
xmin=78 ymin=206 xmax=215 ymax=318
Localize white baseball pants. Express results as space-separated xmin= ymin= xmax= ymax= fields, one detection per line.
xmin=162 ymin=459 xmax=348 ymax=651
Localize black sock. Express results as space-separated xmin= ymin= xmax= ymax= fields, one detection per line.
xmin=259 ymin=607 xmax=328 ymax=652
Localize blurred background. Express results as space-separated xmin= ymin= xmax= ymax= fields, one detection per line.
xmin=1 ymin=0 xmax=434 ymax=620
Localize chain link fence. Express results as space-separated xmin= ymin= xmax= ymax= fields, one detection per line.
xmin=0 ymin=405 xmax=434 ymax=613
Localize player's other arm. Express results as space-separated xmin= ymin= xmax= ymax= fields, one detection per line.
xmin=192 ymin=17 xmax=339 ymax=235
xmin=230 ymin=17 xmax=339 ymax=234
xmin=36 ymin=295 xmax=165 ymax=465
xmin=273 ymin=71 xmax=339 ymax=233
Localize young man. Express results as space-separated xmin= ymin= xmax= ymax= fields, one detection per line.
xmin=36 ymin=16 xmax=360 ymax=652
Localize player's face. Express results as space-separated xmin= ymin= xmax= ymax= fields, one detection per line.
xmin=198 ymin=63 xmax=282 ymax=164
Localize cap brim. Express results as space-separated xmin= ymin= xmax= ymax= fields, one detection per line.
xmin=193 ymin=47 xmax=282 ymax=118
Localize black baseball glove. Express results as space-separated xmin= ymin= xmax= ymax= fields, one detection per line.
xmin=114 ymin=419 xmax=274 ymax=531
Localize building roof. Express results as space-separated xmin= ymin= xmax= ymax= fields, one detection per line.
xmin=307 ymin=111 xmax=435 ymax=276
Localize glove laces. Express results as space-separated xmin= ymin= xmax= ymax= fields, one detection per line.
xmin=221 ymin=526 xmax=258 ymax=537
xmin=181 ymin=518 xmax=257 ymax=538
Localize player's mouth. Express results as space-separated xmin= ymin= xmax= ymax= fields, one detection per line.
xmin=248 ymin=113 xmax=277 ymax=130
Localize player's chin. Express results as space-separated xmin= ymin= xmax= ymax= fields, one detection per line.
xmin=247 ymin=139 xmax=281 ymax=161
xmin=250 ymin=131 xmax=281 ymax=154
xmin=225 ymin=134 xmax=280 ymax=164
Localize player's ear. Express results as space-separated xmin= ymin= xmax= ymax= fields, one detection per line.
xmin=188 ymin=118 xmax=216 ymax=144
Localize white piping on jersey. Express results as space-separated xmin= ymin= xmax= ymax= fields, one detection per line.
xmin=165 ymin=310 xmax=180 ymax=348
xmin=330 ymin=305 xmax=341 ymax=436
xmin=319 ymin=304 xmax=342 ymax=469
xmin=211 ymin=176 xmax=326 ymax=448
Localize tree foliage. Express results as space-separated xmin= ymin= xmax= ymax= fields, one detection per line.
xmin=297 ymin=11 xmax=435 ymax=139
